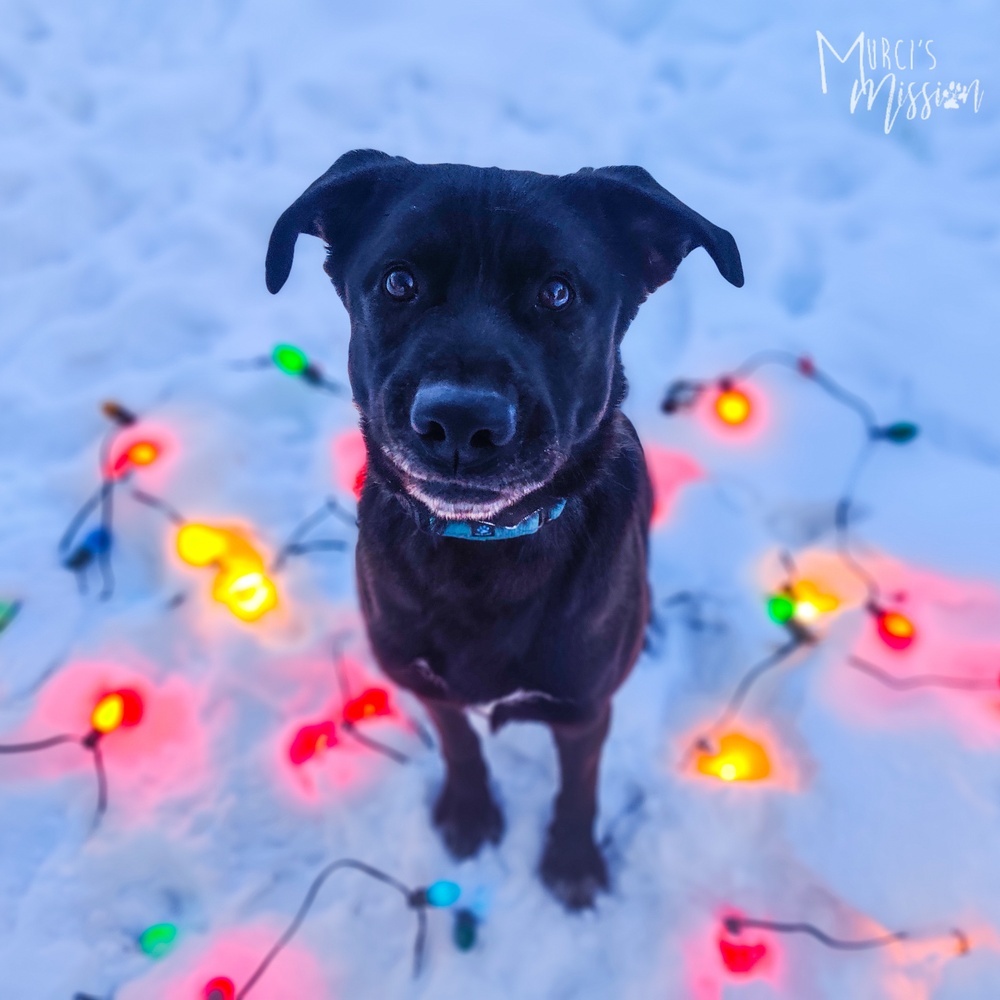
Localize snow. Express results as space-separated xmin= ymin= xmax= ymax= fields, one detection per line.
xmin=1 ymin=0 xmax=999 ymax=997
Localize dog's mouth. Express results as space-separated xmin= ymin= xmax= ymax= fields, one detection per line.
xmin=378 ymin=441 xmax=557 ymax=521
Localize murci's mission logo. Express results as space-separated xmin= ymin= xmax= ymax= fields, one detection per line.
xmin=816 ymin=31 xmax=984 ymax=134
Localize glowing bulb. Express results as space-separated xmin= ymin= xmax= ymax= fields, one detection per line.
xmin=876 ymin=609 xmax=916 ymax=650
xmin=215 ymin=566 xmax=278 ymax=622
xmin=289 ymin=721 xmax=337 ymax=766
xmin=343 ymin=688 xmax=391 ymax=724
xmin=426 ymin=880 xmax=461 ymax=908
xmin=204 ymin=977 xmax=236 ymax=1000
xmin=127 ymin=440 xmax=159 ymax=466
xmin=139 ymin=922 xmax=178 ymax=958
xmin=272 ymin=343 xmax=309 ymax=376
xmin=177 ymin=524 xmax=231 ymax=566
xmin=714 ymin=386 xmax=752 ymax=426
xmin=767 ymin=593 xmax=795 ymax=624
xmin=696 ymin=733 xmax=771 ymax=783
xmin=354 ymin=461 xmax=367 ymax=500
xmin=91 ymin=689 xmax=143 ymax=734
xmin=793 ymin=581 xmax=839 ymax=617
xmin=719 ymin=935 xmax=768 ymax=975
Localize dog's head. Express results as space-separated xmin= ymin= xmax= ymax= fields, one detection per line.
xmin=267 ymin=149 xmax=742 ymax=521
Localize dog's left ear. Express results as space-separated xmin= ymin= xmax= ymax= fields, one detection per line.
xmin=567 ymin=165 xmax=744 ymax=294
xmin=266 ymin=148 xmax=412 ymax=294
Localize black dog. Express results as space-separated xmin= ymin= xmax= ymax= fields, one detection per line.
xmin=266 ymin=150 xmax=742 ymax=908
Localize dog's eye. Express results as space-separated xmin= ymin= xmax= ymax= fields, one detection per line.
xmin=384 ymin=268 xmax=417 ymax=301
xmin=538 ymin=277 xmax=573 ymax=310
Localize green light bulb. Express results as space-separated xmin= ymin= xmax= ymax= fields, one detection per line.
xmin=0 ymin=600 xmax=20 ymax=634
xmin=139 ymin=922 xmax=178 ymax=958
xmin=426 ymin=880 xmax=461 ymax=908
xmin=879 ymin=422 xmax=919 ymax=443
xmin=272 ymin=344 xmax=309 ymax=376
xmin=767 ymin=594 xmax=795 ymax=624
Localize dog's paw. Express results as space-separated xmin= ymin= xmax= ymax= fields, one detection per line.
xmin=539 ymin=833 xmax=609 ymax=911
xmin=433 ymin=781 xmax=505 ymax=860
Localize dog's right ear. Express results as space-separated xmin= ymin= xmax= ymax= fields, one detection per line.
xmin=265 ymin=149 xmax=411 ymax=294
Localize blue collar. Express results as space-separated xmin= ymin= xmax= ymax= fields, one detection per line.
xmin=426 ymin=497 xmax=567 ymax=541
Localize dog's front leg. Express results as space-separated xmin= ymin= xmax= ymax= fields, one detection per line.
xmin=424 ymin=700 xmax=505 ymax=860
xmin=541 ymin=704 xmax=612 ymax=910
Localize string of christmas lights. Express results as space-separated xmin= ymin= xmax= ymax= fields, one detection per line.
xmin=232 ymin=343 xmax=347 ymax=396
xmin=662 ymin=353 xmax=924 ymax=781
xmin=71 ymin=864 xmax=459 ymax=999
xmin=662 ymin=349 xmax=921 ymax=652
xmin=210 ymin=859 xmax=460 ymax=997
xmin=0 ymin=689 xmax=143 ymax=830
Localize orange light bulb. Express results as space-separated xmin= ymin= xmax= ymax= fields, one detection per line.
xmin=126 ymin=440 xmax=159 ymax=466
xmin=696 ymin=733 xmax=771 ymax=782
xmin=876 ymin=609 xmax=916 ymax=650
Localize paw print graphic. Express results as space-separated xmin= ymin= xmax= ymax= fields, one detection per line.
xmin=941 ymin=82 xmax=968 ymax=109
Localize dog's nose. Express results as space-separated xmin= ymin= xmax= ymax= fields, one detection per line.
xmin=410 ymin=382 xmax=516 ymax=465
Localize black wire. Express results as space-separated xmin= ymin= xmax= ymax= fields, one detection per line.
xmin=724 ymin=351 xmax=879 ymax=432
xmin=331 ymin=634 xmax=353 ymax=705
xmin=413 ymin=907 xmax=429 ymax=977
xmin=57 ymin=483 xmax=111 ymax=556
xmin=314 ymin=376 xmax=349 ymax=397
xmin=234 ymin=859 xmax=420 ymax=999
xmin=130 ymin=487 xmax=187 ymax=526
xmin=228 ymin=357 xmax=273 ymax=370
xmin=342 ymin=723 xmax=410 ymax=765
xmin=834 ymin=441 xmax=882 ymax=604
xmin=846 ymin=655 xmax=998 ymax=692
xmin=0 ymin=734 xmax=78 ymax=753
xmin=701 ymin=636 xmax=808 ymax=743
xmin=90 ymin=743 xmax=108 ymax=831
xmin=271 ymin=499 xmax=356 ymax=572
xmin=727 ymin=916 xmax=911 ymax=951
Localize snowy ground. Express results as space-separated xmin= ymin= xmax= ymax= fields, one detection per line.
xmin=1 ymin=1 xmax=999 ymax=997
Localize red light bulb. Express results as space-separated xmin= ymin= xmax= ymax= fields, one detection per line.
xmin=719 ymin=935 xmax=768 ymax=975
xmin=289 ymin=721 xmax=337 ymax=765
xmin=90 ymin=688 xmax=144 ymax=734
xmin=354 ymin=461 xmax=367 ymax=500
xmin=204 ymin=977 xmax=236 ymax=1000
xmin=109 ymin=439 xmax=160 ymax=478
xmin=343 ymin=687 xmax=391 ymax=724
xmin=875 ymin=608 xmax=916 ymax=650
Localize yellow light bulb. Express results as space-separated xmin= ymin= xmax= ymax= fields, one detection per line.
xmin=91 ymin=693 xmax=125 ymax=734
xmin=214 ymin=566 xmax=278 ymax=622
xmin=714 ymin=388 xmax=752 ymax=426
xmin=177 ymin=524 xmax=230 ymax=566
